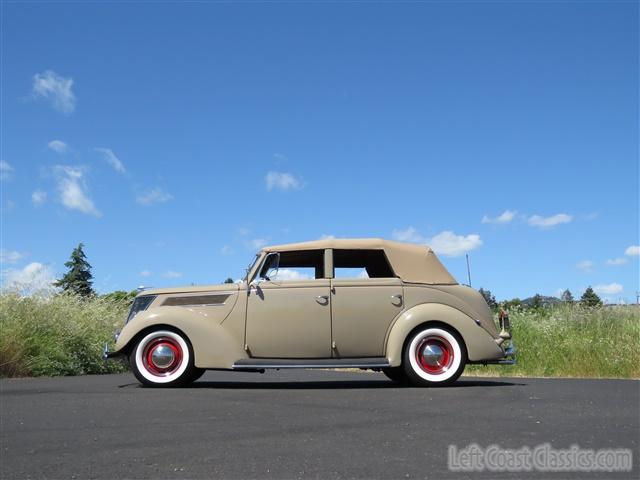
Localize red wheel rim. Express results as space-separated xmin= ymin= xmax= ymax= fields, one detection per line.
xmin=416 ymin=336 xmax=454 ymax=375
xmin=142 ymin=337 xmax=183 ymax=376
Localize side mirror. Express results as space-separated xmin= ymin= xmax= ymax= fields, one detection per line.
xmin=258 ymin=252 xmax=280 ymax=281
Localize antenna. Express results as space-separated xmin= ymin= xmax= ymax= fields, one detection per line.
xmin=466 ymin=254 xmax=472 ymax=287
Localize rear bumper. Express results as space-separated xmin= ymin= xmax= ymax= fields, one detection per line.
xmin=494 ymin=342 xmax=516 ymax=365
xmin=488 ymin=342 xmax=516 ymax=365
xmin=468 ymin=341 xmax=516 ymax=365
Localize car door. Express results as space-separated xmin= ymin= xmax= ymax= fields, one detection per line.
xmin=245 ymin=250 xmax=332 ymax=358
xmin=329 ymin=249 xmax=404 ymax=358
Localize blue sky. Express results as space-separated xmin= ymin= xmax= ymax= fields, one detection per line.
xmin=1 ymin=0 xmax=638 ymax=302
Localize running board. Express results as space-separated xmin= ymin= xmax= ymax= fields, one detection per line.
xmin=232 ymin=357 xmax=390 ymax=370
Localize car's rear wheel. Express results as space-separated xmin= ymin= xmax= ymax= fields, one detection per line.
xmin=403 ymin=326 xmax=466 ymax=387
xmin=130 ymin=330 xmax=198 ymax=387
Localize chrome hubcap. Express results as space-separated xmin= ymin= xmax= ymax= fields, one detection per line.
xmin=150 ymin=345 xmax=176 ymax=368
xmin=421 ymin=344 xmax=445 ymax=366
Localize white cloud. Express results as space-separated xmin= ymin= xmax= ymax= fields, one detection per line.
xmin=1 ymin=262 xmax=56 ymax=296
xmin=32 ymin=70 xmax=76 ymax=114
xmin=139 ymin=270 xmax=152 ymax=277
xmin=625 ymin=245 xmax=639 ymax=257
xmin=247 ymin=238 xmax=268 ymax=250
xmin=319 ymin=234 xmax=335 ymax=240
xmin=32 ymin=190 xmax=47 ymax=206
xmin=0 ymin=160 xmax=14 ymax=181
xmin=220 ymin=245 xmax=235 ymax=255
xmin=593 ymin=283 xmax=623 ymax=295
xmin=0 ymin=249 xmax=24 ymax=265
xmin=392 ymin=227 xmax=482 ymax=257
xmin=392 ymin=226 xmax=427 ymax=244
xmin=238 ymin=227 xmax=250 ymax=236
xmin=273 ymin=153 xmax=287 ymax=163
xmin=54 ymin=166 xmax=101 ymax=216
xmin=95 ymin=148 xmax=126 ymax=174
xmin=273 ymin=269 xmax=310 ymax=281
xmin=162 ymin=271 xmax=182 ymax=279
xmin=528 ymin=213 xmax=573 ymax=228
xmin=136 ymin=188 xmax=173 ymax=206
xmin=428 ymin=231 xmax=483 ymax=257
xmin=606 ymin=258 xmax=628 ymax=266
xmin=481 ymin=210 xmax=516 ymax=224
xmin=576 ymin=260 xmax=594 ymax=273
xmin=265 ymin=171 xmax=304 ymax=191
xmin=47 ymin=140 xmax=68 ymax=154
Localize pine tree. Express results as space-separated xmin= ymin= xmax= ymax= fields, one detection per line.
xmin=561 ymin=289 xmax=574 ymax=303
xmin=54 ymin=243 xmax=95 ymax=297
xmin=223 ymin=277 xmax=234 ymax=284
xmin=580 ymin=286 xmax=602 ymax=307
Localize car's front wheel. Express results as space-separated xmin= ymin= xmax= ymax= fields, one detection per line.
xmin=403 ymin=326 xmax=466 ymax=387
xmin=381 ymin=367 xmax=409 ymax=384
xmin=130 ymin=330 xmax=198 ymax=387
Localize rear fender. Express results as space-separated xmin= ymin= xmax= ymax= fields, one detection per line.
xmin=385 ymin=303 xmax=503 ymax=366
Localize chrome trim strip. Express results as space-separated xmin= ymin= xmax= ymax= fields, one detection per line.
xmin=232 ymin=362 xmax=390 ymax=370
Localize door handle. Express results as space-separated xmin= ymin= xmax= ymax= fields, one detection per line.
xmin=315 ymin=295 xmax=329 ymax=305
xmin=391 ymin=294 xmax=403 ymax=306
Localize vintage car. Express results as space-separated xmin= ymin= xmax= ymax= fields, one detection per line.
xmin=105 ymin=238 xmax=515 ymax=387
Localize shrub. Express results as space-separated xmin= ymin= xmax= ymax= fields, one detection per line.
xmin=0 ymin=293 xmax=128 ymax=377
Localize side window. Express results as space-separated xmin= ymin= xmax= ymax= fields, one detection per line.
xmin=272 ymin=249 xmax=325 ymax=281
xmin=333 ymin=250 xmax=395 ymax=279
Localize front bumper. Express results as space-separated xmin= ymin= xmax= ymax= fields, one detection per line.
xmin=102 ymin=342 xmax=124 ymax=361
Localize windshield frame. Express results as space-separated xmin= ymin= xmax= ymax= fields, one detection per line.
xmin=244 ymin=252 xmax=264 ymax=283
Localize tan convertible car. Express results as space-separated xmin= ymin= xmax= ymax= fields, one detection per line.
xmin=105 ymin=238 xmax=515 ymax=387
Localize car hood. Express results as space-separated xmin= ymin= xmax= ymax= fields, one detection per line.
xmin=139 ymin=283 xmax=242 ymax=296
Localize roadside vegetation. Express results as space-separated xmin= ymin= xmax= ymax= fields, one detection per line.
xmin=0 ymin=292 xmax=130 ymax=377
xmin=466 ymin=303 xmax=639 ymax=379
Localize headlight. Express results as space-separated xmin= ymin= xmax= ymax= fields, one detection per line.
xmin=126 ymin=295 xmax=156 ymax=324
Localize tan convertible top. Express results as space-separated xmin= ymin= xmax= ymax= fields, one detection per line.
xmin=262 ymin=238 xmax=457 ymax=285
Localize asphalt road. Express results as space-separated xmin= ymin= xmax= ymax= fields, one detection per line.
xmin=1 ymin=370 xmax=638 ymax=479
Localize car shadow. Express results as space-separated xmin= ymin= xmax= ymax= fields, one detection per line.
xmin=183 ymin=378 xmax=524 ymax=390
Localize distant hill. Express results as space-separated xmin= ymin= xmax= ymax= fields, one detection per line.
xmin=521 ymin=295 xmax=562 ymax=307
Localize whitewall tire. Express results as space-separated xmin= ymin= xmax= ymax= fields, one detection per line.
xmin=403 ymin=326 xmax=466 ymax=387
xmin=130 ymin=330 xmax=197 ymax=387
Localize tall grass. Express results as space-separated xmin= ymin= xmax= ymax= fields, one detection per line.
xmin=1 ymin=293 xmax=638 ymax=378
xmin=0 ymin=293 xmax=129 ymax=377
xmin=466 ymin=304 xmax=640 ymax=378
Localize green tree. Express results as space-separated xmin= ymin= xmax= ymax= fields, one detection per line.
xmin=478 ymin=288 xmax=497 ymax=309
xmin=580 ymin=286 xmax=602 ymax=307
xmin=561 ymin=289 xmax=574 ymax=303
xmin=102 ymin=289 xmax=138 ymax=305
xmin=54 ymin=243 xmax=95 ymax=297
xmin=503 ymin=298 xmax=522 ymax=310
xmin=223 ymin=277 xmax=234 ymax=284
xmin=530 ymin=294 xmax=543 ymax=309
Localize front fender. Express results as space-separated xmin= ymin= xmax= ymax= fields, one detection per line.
xmin=384 ymin=303 xmax=503 ymax=366
xmin=115 ymin=306 xmax=246 ymax=369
